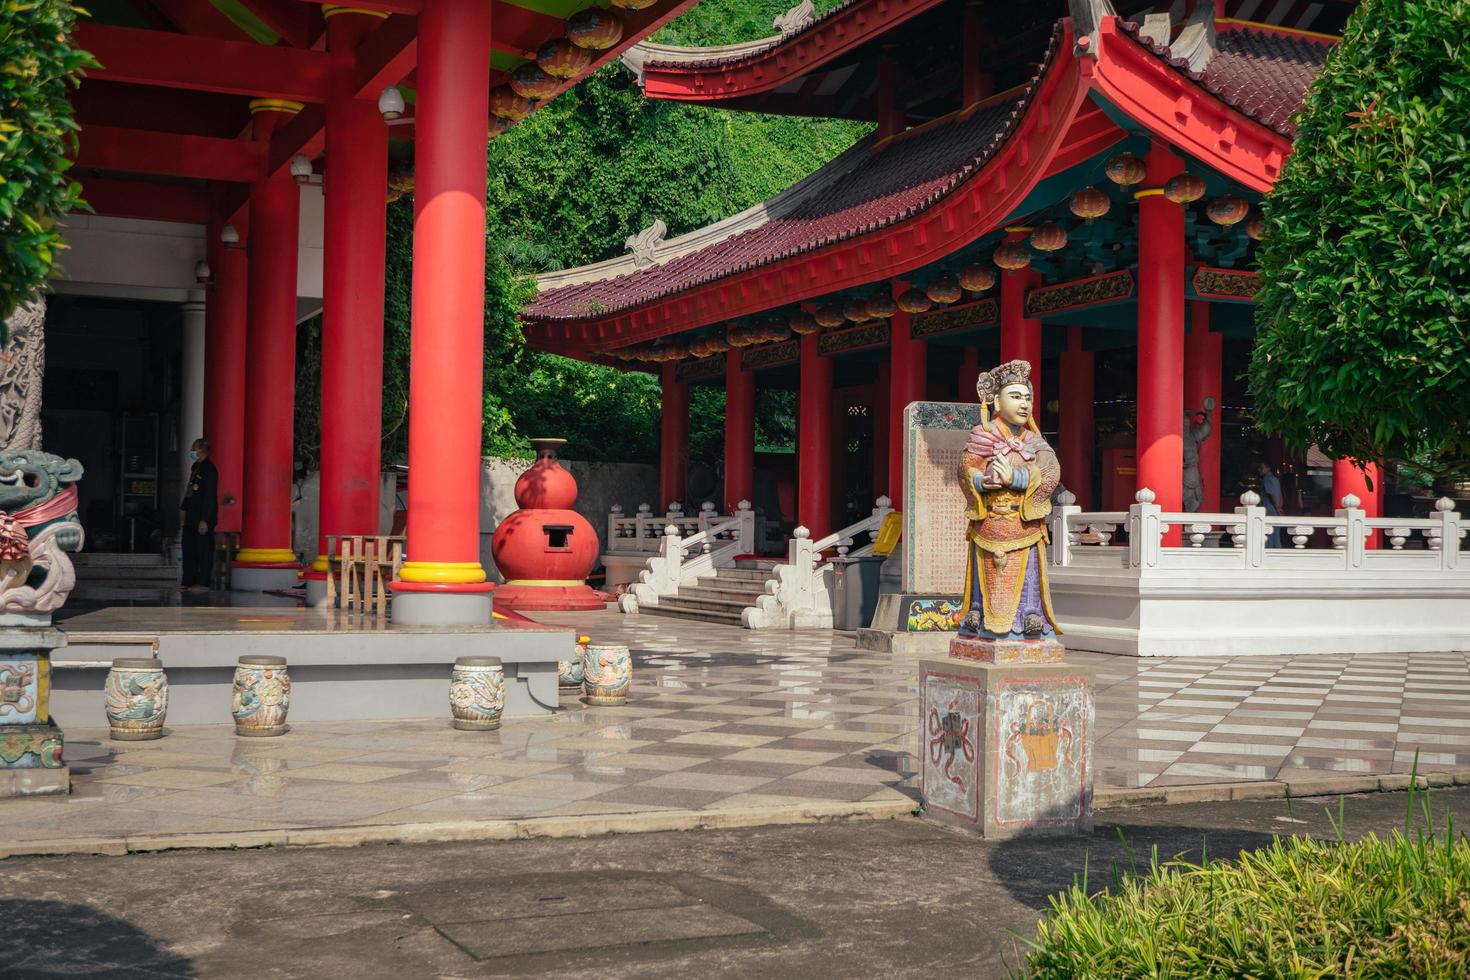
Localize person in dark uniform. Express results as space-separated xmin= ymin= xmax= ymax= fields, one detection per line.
xmin=180 ymin=438 xmax=218 ymax=592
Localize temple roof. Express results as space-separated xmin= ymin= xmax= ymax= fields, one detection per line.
xmin=524 ymin=16 xmax=1332 ymax=337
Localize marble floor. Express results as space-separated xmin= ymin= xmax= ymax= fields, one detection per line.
xmin=6 ymin=609 xmax=1469 ymax=842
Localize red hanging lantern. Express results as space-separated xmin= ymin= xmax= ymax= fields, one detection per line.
xmin=896 ymin=288 xmax=932 ymax=314
xmin=1245 ymin=212 xmax=1265 ymax=241
xmin=993 ymin=240 xmax=1031 ymax=270
xmin=866 ymin=294 xmax=897 ymax=319
xmin=537 ymin=38 xmax=592 ymax=79
xmin=1164 ymin=172 xmax=1206 ymax=204
xmin=1069 ymin=186 xmax=1110 ymax=221
xmin=1030 ymin=221 xmax=1067 ymax=252
xmin=511 ymin=62 xmax=559 ymax=101
xmin=1105 ymin=151 xmax=1146 ymax=186
xmin=1207 ymin=195 xmax=1249 ymax=226
xmin=844 ymin=299 xmax=872 ymax=323
xmin=490 ymin=86 xmax=534 ymax=121
xmin=814 ymin=306 xmax=846 ymax=328
xmin=788 ymin=311 xmax=819 ymax=335
xmin=568 ymin=8 xmax=623 ymax=50
xmin=959 ymin=263 xmax=996 ymax=292
xmin=707 ymin=333 xmax=731 ymax=354
xmin=761 ymin=318 xmax=791 ymax=342
xmin=925 ymin=274 xmax=962 ymax=305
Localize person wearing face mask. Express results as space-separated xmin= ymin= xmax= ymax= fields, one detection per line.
xmin=179 ymin=438 xmax=218 ymax=592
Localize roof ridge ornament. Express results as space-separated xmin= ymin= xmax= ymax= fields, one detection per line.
xmin=774 ymin=0 xmax=815 ymax=36
xmin=1169 ymin=0 xmax=1219 ymax=74
xmin=1067 ymin=0 xmax=1117 ymax=57
xmin=626 ymin=219 xmax=668 ymax=270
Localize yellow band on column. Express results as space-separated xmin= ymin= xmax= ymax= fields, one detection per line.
xmin=310 ymin=554 xmax=330 ymax=573
xmin=234 ymin=547 xmax=300 ymax=564
xmin=398 ymin=561 xmax=487 ymax=584
xmin=1133 ymin=187 xmax=1167 ymax=200
xmin=504 ymin=579 xmax=586 ymax=587
xmin=322 ymin=5 xmax=390 ymax=18
xmin=248 ymin=99 xmax=305 ymax=116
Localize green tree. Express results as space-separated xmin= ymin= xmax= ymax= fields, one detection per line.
xmin=0 ymin=0 xmax=94 ymax=333
xmin=1248 ymin=0 xmax=1470 ymax=482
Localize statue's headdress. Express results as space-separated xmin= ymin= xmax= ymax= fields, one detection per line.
xmin=977 ymin=359 xmax=1039 ymax=433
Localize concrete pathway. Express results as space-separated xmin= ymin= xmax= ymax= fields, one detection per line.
xmin=4 ymin=609 xmax=1467 ymax=856
xmin=3 ymin=787 xmax=1467 ymax=978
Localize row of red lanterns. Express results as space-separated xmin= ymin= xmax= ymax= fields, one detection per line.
xmin=492 ymin=2 xmax=650 ymax=125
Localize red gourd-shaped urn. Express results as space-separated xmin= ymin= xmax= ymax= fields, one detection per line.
xmin=491 ymin=439 xmax=604 ymax=611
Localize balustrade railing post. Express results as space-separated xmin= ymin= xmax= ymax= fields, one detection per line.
xmin=1236 ymin=491 xmax=1266 ymax=568
xmin=734 ymin=499 xmax=756 ymax=555
xmin=607 ymin=503 xmax=623 ymax=550
xmin=1336 ymin=493 xmax=1366 ymax=570
xmin=1436 ymin=497 xmax=1461 ymax=571
xmin=1052 ymin=489 xmax=1079 ymax=567
xmin=1129 ymin=489 xmax=1162 ymax=568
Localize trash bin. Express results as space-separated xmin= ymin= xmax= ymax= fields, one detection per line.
xmin=830 ymin=555 xmax=885 ymax=631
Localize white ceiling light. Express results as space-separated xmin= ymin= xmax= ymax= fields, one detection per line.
xmin=194 ymin=259 xmax=212 ymax=283
xmin=378 ymin=86 xmax=405 ymax=121
xmin=290 ymin=154 xmax=314 ymax=183
xmin=220 ymin=225 xmax=240 ymax=247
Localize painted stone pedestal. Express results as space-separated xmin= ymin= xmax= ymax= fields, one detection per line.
xmin=0 ymin=629 xmax=71 ymax=798
xmin=919 ymin=659 xmax=1093 ymax=838
xmin=949 ymin=634 xmax=1064 ymax=665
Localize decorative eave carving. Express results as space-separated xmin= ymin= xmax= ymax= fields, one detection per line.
xmin=818 ymin=322 xmax=890 ymax=356
xmin=909 ymin=298 xmax=998 ymax=339
xmin=675 ymin=356 xmax=726 ymax=383
xmin=1192 ymin=266 xmax=1260 ymax=301
xmin=1067 ymin=0 xmax=1117 ymax=58
xmin=1170 ymin=2 xmax=1219 ymax=74
xmin=773 ymin=0 xmax=815 ymax=35
xmin=742 ymin=339 xmax=800 ymax=370
xmin=1025 ymin=269 xmax=1134 ymax=317
xmin=625 ymin=219 xmax=668 ymax=270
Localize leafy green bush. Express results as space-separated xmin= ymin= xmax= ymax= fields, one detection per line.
xmin=1021 ymin=827 xmax=1470 ymax=978
xmin=0 ymin=0 xmax=94 ymax=331
xmin=1248 ymin=0 xmax=1470 ymax=482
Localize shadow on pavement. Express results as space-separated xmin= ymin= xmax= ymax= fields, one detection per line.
xmin=0 ymin=899 xmax=194 ymax=978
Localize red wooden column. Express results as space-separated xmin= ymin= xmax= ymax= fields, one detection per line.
xmin=1135 ymin=143 xmax=1187 ymax=541
xmin=390 ymin=0 xmax=494 ymax=624
xmin=888 ymin=282 xmax=927 ymax=510
xmin=999 ymin=244 xmax=1042 ymax=403
xmin=1059 ymin=326 xmax=1095 ymax=509
xmin=798 ymin=330 xmax=833 ymax=539
xmin=724 ymin=348 xmax=755 ymax=509
xmin=309 ymin=7 xmax=390 ymax=601
xmin=1184 ymin=301 xmax=1223 ymax=513
xmin=1334 ymin=460 xmax=1382 ymax=548
xmin=961 ymin=0 xmax=993 ymax=106
xmin=659 ymin=363 xmax=689 ymax=509
xmin=957 ymin=346 xmax=981 ymax=402
xmin=232 ymin=100 xmax=303 ymax=590
xmin=872 ymin=362 xmax=890 ymax=500
xmin=203 ymin=212 xmax=247 ymax=535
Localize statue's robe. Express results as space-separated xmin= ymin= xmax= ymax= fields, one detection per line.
xmin=958 ymin=420 xmax=1062 ymax=639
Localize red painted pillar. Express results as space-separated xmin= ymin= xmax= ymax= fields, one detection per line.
xmin=391 ymin=0 xmax=494 ymax=623
xmin=724 ymin=348 xmax=755 ymax=509
xmin=961 ymin=0 xmax=992 ymax=106
xmin=204 ymin=211 xmax=247 ymax=535
xmin=888 ymin=283 xmax=926 ymax=511
xmin=872 ymin=363 xmax=890 ymax=501
xmin=1059 ymin=326 xmax=1094 ymax=510
xmin=311 ymin=7 xmax=390 ymax=590
xmin=798 ymin=331 xmax=833 ymax=539
xmin=1136 ymin=143 xmax=1187 ymax=541
xmin=659 ymin=363 xmax=689 ymax=509
xmin=1334 ymin=459 xmax=1382 ymax=548
xmin=233 ymin=100 xmax=302 ymax=587
xmin=1184 ymin=302 xmax=1223 ymax=514
xmin=1000 ymin=257 xmax=1042 ymax=404
xmin=958 ymin=346 xmax=981 ymax=402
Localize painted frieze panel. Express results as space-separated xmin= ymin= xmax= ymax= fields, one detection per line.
xmin=1192 ymin=267 xmax=1260 ymax=301
xmin=991 ymin=676 xmax=1090 ymax=829
xmin=675 ymin=357 xmax=725 ymax=384
xmin=905 ymin=596 xmax=963 ymax=632
xmin=818 ymin=322 xmax=890 ymax=356
xmin=922 ymin=671 xmax=981 ymax=822
xmin=1024 ymin=270 xmax=1134 ymax=318
xmin=0 ymin=656 xmax=41 ymax=725
xmin=910 ymin=298 xmax=998 ymax=339
xmin=742 ymin=340 xmax=800 ymax=371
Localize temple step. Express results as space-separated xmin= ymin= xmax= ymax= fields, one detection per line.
xmin=707 ymin=566 xmax=773 ymax=584
xmin=686 ymin=582 xmax=769 ymax=603
xmin=642 ymin=600 xmax=745 ymax=626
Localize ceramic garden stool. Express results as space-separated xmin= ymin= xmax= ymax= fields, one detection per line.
xmin=582 ymin=644 xmax=631 ymax=706
xmin=449 ymin=656 xmax=506 ymax=731
xmin=104 ymin=657 xmax=168 ymax=740
xmin=558 ymin=635 xmax=589 ymax=699
xmin=232 ymin=655 xmax=291 ymax=737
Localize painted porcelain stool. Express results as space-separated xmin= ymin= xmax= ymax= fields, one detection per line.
xmin=104 ymin=657 xmax=168 ymax=740
xmin=558 ymin=634 xmax=589 ymax=698
xmin=582 ymin=644 xmax=631 ymax=706
xmin=450 ymin=656 xmax=505 ymax=730
xmin=232 ymin=655 xmax=291 ymax=737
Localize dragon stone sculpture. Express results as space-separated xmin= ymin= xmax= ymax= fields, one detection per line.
xmin=0 ymin=450 xmax=85 ymax=623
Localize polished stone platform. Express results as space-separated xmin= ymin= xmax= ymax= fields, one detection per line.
xmin=53 ymin=606 xmax=576 ymax=723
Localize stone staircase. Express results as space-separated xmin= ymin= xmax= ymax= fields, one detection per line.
xmin=641 ymin=562 xmax=776 ymax=626
xmin=70 ymin=551 xmax=179 ymax=603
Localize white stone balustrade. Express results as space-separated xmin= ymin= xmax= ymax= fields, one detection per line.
xmin=618 ymin=502 xmax=757 ymax=612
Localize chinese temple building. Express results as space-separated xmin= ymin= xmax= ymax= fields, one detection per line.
xmin=522 ymin=0 xmax=1377 ymax=546
xmin=44 ymin=0 xmax=697 ymax=623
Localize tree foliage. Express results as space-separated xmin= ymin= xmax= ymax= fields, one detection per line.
xmin=0 ymin=0 xmax=94 ymax=332
xmin=1247 ymin=0 xmax=1470 ymax=481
